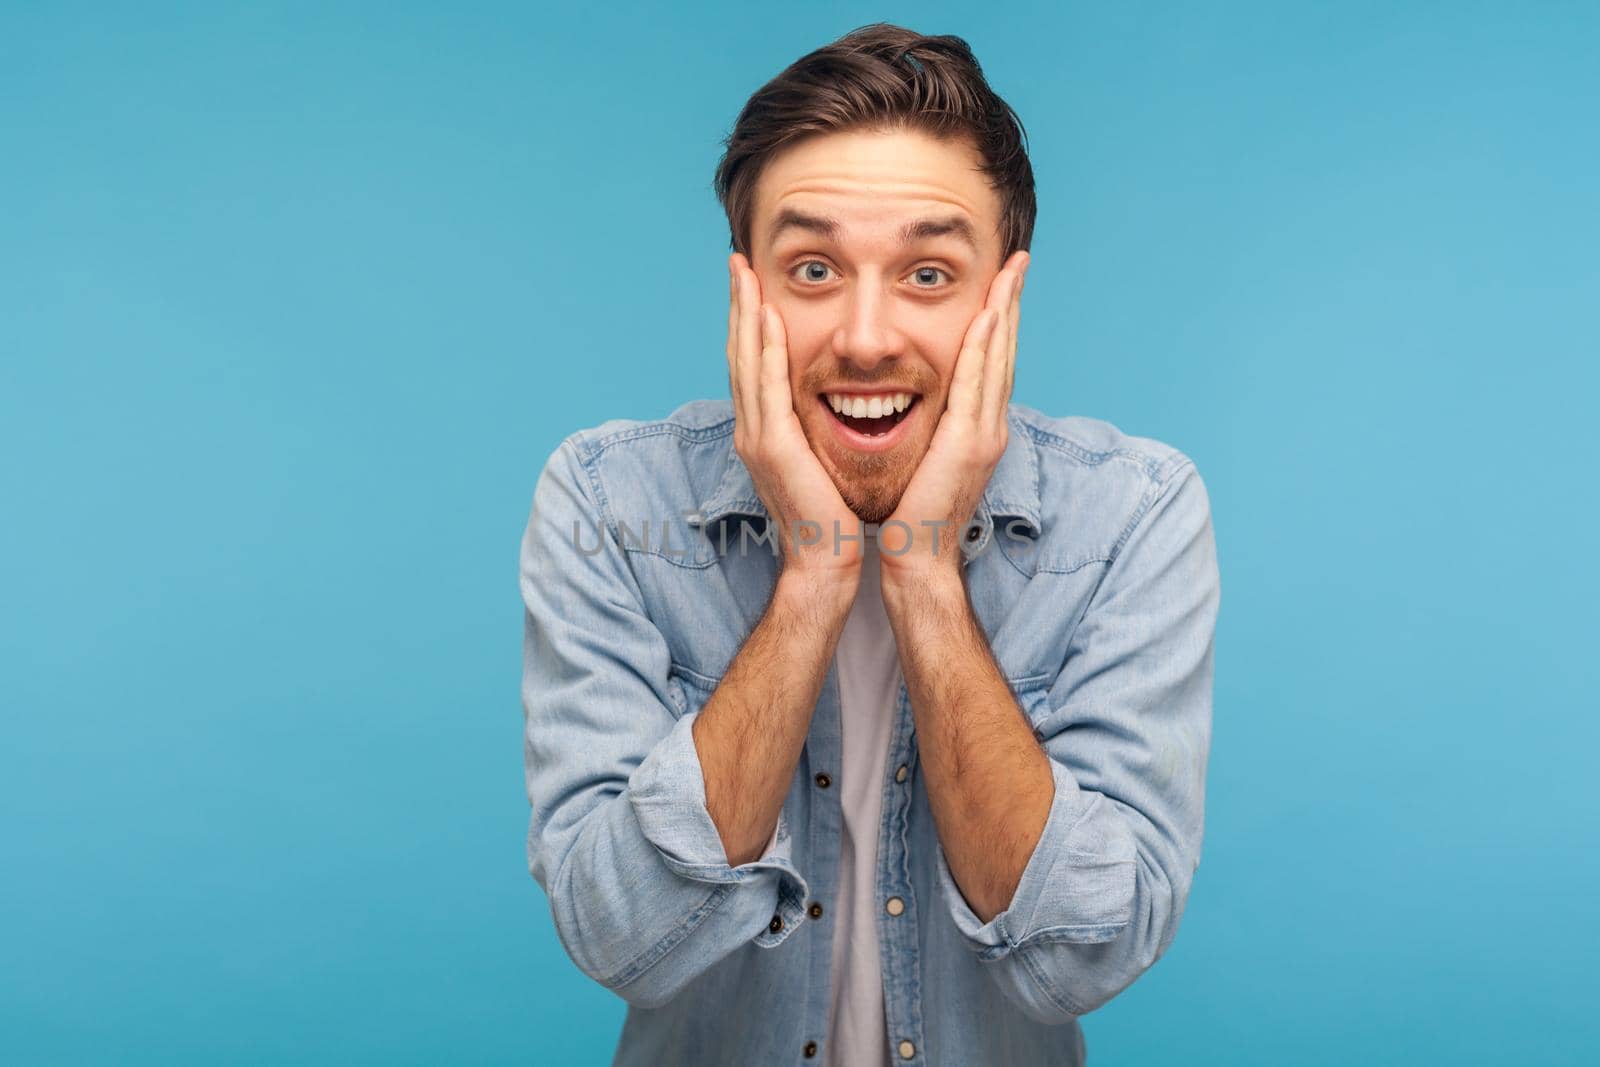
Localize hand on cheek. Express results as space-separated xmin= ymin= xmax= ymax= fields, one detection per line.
xmin=726 ymin=253 xmax=863 ymax=586
xmin=879 ymin=250 xmax=1030 ymax=583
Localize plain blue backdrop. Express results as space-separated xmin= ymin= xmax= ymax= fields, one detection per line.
xmin=4 ymin=3 xmax=1596 ymax=1064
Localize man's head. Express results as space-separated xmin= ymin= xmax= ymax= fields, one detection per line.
xmin=713 ymin=24 xmax=1036 ymax=524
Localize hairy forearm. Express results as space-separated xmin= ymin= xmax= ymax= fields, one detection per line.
xmin=693 ymin=565 xmax=856 ymax=866
xmin=882 ymin=566 xmax=1054 ymax=922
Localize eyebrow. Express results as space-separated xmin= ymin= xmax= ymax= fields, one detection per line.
xmin=766 ymin=209 xmax=978 ymax=253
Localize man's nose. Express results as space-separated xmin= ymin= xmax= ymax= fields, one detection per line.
xmin=832 ymin=279 xmax=901 ymax=371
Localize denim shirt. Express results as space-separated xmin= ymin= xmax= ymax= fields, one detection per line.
xmin=520 ymin=398 xmax=1220 ymax=1066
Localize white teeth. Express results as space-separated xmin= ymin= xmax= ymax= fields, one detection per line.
xmin=825 ymin=392 xmax=915 ymax=419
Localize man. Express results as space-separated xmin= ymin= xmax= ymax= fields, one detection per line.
xmin=520 ymin=23 xmax=1220 ymax=1067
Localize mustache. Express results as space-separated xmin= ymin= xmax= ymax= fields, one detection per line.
xmin=799 ymin=368 xmax=938 ymax=395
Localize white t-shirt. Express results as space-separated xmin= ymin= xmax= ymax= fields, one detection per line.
xmin=825 ymin=535 xmax=901 ymax=1067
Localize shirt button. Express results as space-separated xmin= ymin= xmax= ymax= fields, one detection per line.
xmin=768 ymin=914 xmax=783 ymax=934
xmin=808 ymin=902 xmax=824 ymax=919
xmin=803 ymin=1040 xmax=818 ymax=1058
xmin=898 ymin=1039 xmax=917 ymax=1059
xmin=965 ymin=525 xmax=982 ymax=543
xmin=885 ymin=896 xmax=905 ymax=917
xmin=814 ymin=772 xmax=832 ymax=789
xmin=894 ymin=764 xmax=908 ymax=783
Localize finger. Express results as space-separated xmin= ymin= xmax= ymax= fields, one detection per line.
xmin=735 ymin=256 xmax=764 ymax=433
xmin=971 ymin=253 xmax=1022 ymax=423
xmin=980 ymin=265 xmax=1023 ymax=432
xmin=727 ymin=257 xmax=746 ymax=420
xmin=985 ymin=250 xmax=1024 ymax=314
xmin=948 ymin=306 xmax=1000 ymax=422
xmin=1003 ymin=265 xmax=1024 ymax=407
xmin=758 ymin=303 xmax=795 ymax=427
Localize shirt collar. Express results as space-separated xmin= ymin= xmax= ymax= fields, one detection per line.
xmin=687 ymin=409 xmax=1043 ymax=539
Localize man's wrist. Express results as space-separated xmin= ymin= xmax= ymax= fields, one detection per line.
xmin=772 ymin=560 xmax=861 ymax=621
xmin=880 ymin=557 xmax=967 ymax=620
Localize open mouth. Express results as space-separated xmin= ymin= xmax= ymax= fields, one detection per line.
xmin=821 ymin=391 xmax=919 ymax=437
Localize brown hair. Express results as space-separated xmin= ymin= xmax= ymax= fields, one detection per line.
xmin=712 ymin=23 xmax=1036 ymax=266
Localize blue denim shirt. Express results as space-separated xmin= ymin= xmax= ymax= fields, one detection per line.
xmin=520 ymin=398 xmax=1220 ymax=1066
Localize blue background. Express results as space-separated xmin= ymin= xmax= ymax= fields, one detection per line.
xmin=4 ymin=3 xmax=1596 ymax=1064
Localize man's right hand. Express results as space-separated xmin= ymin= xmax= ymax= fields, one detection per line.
xmin=727 ymin=253 xmax=863 ymax=586
xmin=688 ymin=254 xmax=862 ymax=869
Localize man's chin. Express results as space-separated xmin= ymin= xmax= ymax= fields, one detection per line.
xmin=803 ymin=419 xmax=923 ymax=526
xmin=829 ymin=457 xmax=922 ymax=527
xmin=837 ymin=480 xmax=906 ymax=527
xmin=848 ymin=499 xmax=898 ymax=527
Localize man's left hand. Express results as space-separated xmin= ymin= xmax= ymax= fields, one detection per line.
xmin=880 ymin=250 xmax=1030 ymax=583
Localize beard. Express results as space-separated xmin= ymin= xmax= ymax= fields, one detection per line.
xmin=835 ymin=455 xmax=909 ymax=525
xmin=794 ymin=358 xmax=941 ymax=527
xmin=795 ymin=412 xmax=923 ymax=525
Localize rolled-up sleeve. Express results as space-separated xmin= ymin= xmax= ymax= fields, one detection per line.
xmin=937 ymin=457 xmax=1220 ymax=1023
xmin=521 ymin=435 xmax=809 ymax=1010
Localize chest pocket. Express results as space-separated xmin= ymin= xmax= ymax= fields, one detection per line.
xmin=625 ymin=526 xmax=773 ymax=682
xmin=1008 ymin=675 xmax=1057 ymax=737
xmin=665 ymin=663 xmax=721 ymax=721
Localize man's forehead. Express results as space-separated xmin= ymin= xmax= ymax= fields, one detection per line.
xmin=751 ymin=129 xmax=1000 ymax=254
xmin=765 ymin=204 xmax=981 ymax=255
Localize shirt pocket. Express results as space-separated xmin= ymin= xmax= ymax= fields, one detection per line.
xmin=666 ymin=662 xmax=722 ymax=720
xmin=626 ymin=550 xmax=755 ymax=682
xmin=1007 ymin=674 xmax=1057 ymax=739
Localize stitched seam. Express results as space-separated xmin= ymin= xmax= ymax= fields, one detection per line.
xmin=580 ymin=417 xmax=741 ymax=538
xmin=566 ymin=433 xmax=620 ymax=546
xmin=623 ymin=544 xmax=722 ymax=569
xmin=661 ymin=857 xmax=793 ymax=882
xmin=1063 ymin=848 xmax=1135 ymax=862
xmin=1110 ymin=457 xmax=1196 ymax=564
xmin=984 ymin=502 xmax=1039 ymax=528
xmin=1016 ymin=420 xmax=1164 ymax=479
xmin=604 ymin=882 xmax=736 ymax=990
xmin=992 ymin=535 xmax=1037 ymax=579
xmin=670 ymin=661 xmax=721 ymax=691
xmin=1014 ymin=940 xmax=1085 ymax=1018
xmin=575 ymin=429 xmax=738 ymax=580
xmin=1033 ymin=555 xmax=1114 ymax=576
xmin=1012 ymin=922 xmax=1132 ymax=947
xmin=1060 ymin=790 xmax=1107 ymax=842
xmin=700 ymin=497 xmax=765 ymax=519
xmin=587 ymin=419 xmax=735 ymax=457
xmin=610 ymin=504 xmax=721 ymax=567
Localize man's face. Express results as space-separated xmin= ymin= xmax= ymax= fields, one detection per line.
xmin=747 ymin=127 xmax=1006 ymax=524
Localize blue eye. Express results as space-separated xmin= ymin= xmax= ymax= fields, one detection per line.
xmin=788 ymin=261 xmax=951 ymax=288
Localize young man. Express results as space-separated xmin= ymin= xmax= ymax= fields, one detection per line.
xmin=520 ymin=24 xmax=1220 ymax=1067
